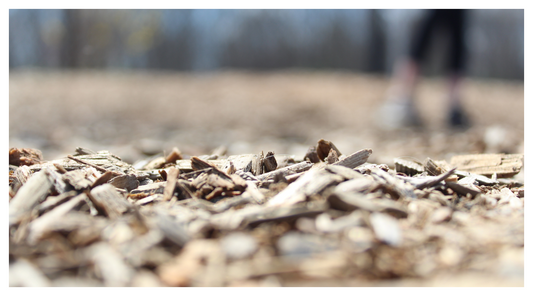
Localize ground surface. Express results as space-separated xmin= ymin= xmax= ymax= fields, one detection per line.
xmin=9 ymin=70 xmax=525 ymax=287
xmin=9 ymin=70 xmax=524 ymax=165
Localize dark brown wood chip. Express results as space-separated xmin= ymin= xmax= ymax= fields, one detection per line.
xmin=304 ymin=146 xmax=320 ymax=163
xmin=165 ymin=147 xmax=183 ymax=164
xmin=317 ymin=139 xmax=342 ymax=162
xmin=9 ymin=147 xmax=43 ymax=166
xmin=92 ymin=171 xmax=118 ymax=188
xmin=190 ymin=156 xmax=214 ymax=171
xmin=263 ymin=151 xmax=278 ymax=172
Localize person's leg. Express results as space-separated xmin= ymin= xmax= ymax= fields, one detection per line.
xmin=386 ymin=58 xmax=419 ymax=103
xmin=447 ymin=72 xmax=470 ymax=127
xmin=445 ymin=9 xmax=470 ymax=128
xmin=448 ymin=72 xmax=462 ymax=107
xmin=379 ymin=57 xmax=423 ymax=129
xmin=394 ymin=10 xmax=439 ymax=102
xmin=447 ymin=10 xmax=466 ymax=75
xmin=379 ymin=11 xmax=438 ymax=129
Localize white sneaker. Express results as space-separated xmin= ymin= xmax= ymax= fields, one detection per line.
xmin=376 ymin=99 xmax=423 ymax=130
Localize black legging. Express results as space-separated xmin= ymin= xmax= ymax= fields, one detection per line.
xmin=409 ymin=9 xmax=467 ymax=74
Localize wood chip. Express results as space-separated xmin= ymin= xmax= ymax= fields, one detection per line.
xmin=332 ymin=148 xmax=372 ymax=169
xmin=252 ymin=152 xmax=264 ymax=176
xmin=394 ymin=157 xmax=424 ymax=176
xmin=396 ymin=168 xmax=457 ymax=190
xmin=369 ymin=212 xmax=402 ymax=246
xmin=8 ymin=142 xmax=525 ymax=287
xmin=11 ymin=165 xmax=32 ymax=194
xmin=266 ymin=168 xmax=343 ymax=207
xmin=207 ymin=173 xmax=234 ymax=189
xmin=263 ymin=151 xmax=278 ymax=172
xmin=445 ymin=181 xmax=481 ymax=197
xmin=329 ymin=190 xmax=408 ymax=218
xmin=255 ymin=161 xmax=313 ymax=182
xmin=87 ymin=242 xmax=135 ymax=287
xmin=304 ymin=146 xmax=320 ymax=163
xmin=88 ymin=184 xmax=132 ymax=219
xmin=244 ymin=181 xmax=266 ymax=204
xmin=13 ymin=165 xmax=32 ymax=185
xmin=328 ymin=191 xmax=381 ymax=212
xmin=37 ymin=190 xmax=79 ymax=214
xmin=245 ymin=202 xmax=328 ymax=227
xmin=190 ymin=156 xmax=233 ymax=181
xmin=153 ymin=208 xmax=190 ymax=247
xmin=370 ymin=167 xmax=417 ymax=199
xmin=9 ymin=259 xmax=51 ymax=287
xmin=10 ymin=168 xmax=54 ymax=225
xmin=205 ymin=187 xmax=225 ymax=200
xmin=53 ymin=163 xmax=68 ymax=174
xmin=450 ymin=153 xmax=523 ymax=178
xmin=162 ymin=168 xmax=179 ymax=201
xmin=91 ymin=171 xmax=117 ymax=188
xmin=226 ymin=154 xmax=261 ymax=171
xmin=317 ymin=139 xmax=342 ymax=162
xmin=165 ymin=147 xmax=183 ymax=164
xmin=134 ymin=194 xmax=163 ymax=206
xmin=454 ymin=170 xmax=498 ymax=186
xmin=9 ymin=147 xmax=43 ymax=166
xmin=190 ymin=156 xmax=215 ymax=171
xmin=176 ymin=179 xmax=195 ymax=200
xmin=63 ymin=170 xmax=93 ymax=190
xmin=335 ymin=177 xmax=374 ymax=194
xmin=28 ymin=194 xmax=86 ymax=244
xmin=75 ymin=147 xmax=97 ymax=155
xmin=325 ymin=149 xmax=339 ymax=164
xmin=324 ymin=164 xmax=364 ymax=180
xmin=130 ymin=182 xmax=166 ymax=196
xmin=227 ymin=161 xmax=236 ymax=175
xmin=425 ymin=157 xmax=447 ymax=176
xmin=109 ymin=174 xmax=140 ymax=192
xmin=430 ymin=207 xmax=453 ymax=224
xmin=68 ymin=155 xmax=115 ymax=174
xmin=46 ymin=167 xmax=70 ymax=194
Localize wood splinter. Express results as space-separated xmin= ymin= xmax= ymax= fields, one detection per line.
xmin=163 ymin=168 xmax=180 ymax=201
xmin=67 ymin=155 xmax=123 ymax=176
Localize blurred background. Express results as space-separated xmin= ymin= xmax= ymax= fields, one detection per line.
xmin=9 ymin=9 xmax=524 ymax=78
xmin=9 ymin=9 xmax=524 ymax=173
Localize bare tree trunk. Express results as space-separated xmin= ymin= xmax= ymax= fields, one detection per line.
xmin=367 ymin=9 xmax=386 ymax=73
xmin=61 ymin=9 xmax=81 ymax=68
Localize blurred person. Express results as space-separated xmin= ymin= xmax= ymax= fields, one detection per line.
xmin=379 ymin=9 xmax=470 ymax=129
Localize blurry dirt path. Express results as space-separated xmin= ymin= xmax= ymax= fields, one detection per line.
xmin=9 ymin=70 xmax=524 ymax=171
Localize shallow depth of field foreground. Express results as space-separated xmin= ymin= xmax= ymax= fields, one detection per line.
xmin=9 ymin=70 xmax=524 ymax=287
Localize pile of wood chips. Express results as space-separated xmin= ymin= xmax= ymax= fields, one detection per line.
xmin=8 ymin=140 xmax=524 ymax=287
